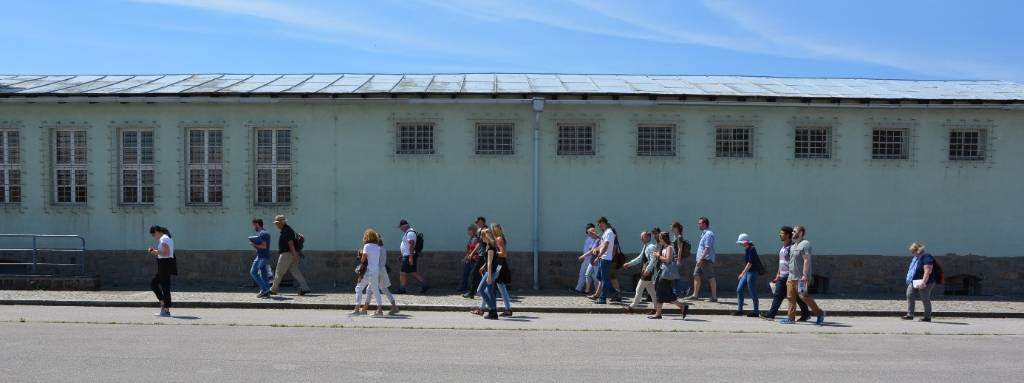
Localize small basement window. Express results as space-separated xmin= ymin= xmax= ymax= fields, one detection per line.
xmin=809 ymin=274 xmax=829 ymax=295
xmin=944 ymin=274 xmax=982 ymax=296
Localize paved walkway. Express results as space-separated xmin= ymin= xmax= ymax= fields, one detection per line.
xmin=4 ymin=306 xmax=1022 ymax=382
xmin=2 ymin=288 xmax=1022 ymax=317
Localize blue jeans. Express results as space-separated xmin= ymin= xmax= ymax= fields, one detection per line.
xmin=737 ymin=271 xmax=759 ymax=312
xmin=476 ymin=271 xmax=512 ymax=311
xmin=250 ymin=256 xmax=271 ymax=293
xmin=598 ymin=259 xmax=612 ymax=302
xmin=458 ymin=260 xmax=475 ymax=292
xmin=478 ymin=272 xmax=497 ymax=311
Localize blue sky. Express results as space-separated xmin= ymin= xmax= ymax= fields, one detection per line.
xmin=3 ymin=0 xmax=1022 ymax=81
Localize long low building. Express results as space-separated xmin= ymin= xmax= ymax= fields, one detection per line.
xmin=0 ymin=73 xmax=1022 ymax=295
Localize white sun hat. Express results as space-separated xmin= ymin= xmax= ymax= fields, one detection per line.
xmin=736 ymin=233 xmax=752 ymax=244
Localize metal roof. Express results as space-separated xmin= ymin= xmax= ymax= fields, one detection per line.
xmin=1 ymin=74 xmax=1022 ymax=101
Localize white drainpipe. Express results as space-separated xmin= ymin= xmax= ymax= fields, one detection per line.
xmin=531 ymin=97 xmax=544 ymax=290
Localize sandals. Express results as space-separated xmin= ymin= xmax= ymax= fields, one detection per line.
xmin=470 ymin=308 xmax=484 ymax=316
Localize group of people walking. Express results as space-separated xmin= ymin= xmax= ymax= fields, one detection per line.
xmin=458 ymin=217 xmax=514 ymax=320
xmin=571 ymin=217 xmax=829 ymax=324
xmin=144 ymin=215 xmax=942 ymax=323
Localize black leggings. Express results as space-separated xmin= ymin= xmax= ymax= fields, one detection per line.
xmin=151 ymin=258 xmax=175 ymax=308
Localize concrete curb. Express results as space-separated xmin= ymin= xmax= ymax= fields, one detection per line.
xmin=2 ymin=299 xmax=1022 ymax=318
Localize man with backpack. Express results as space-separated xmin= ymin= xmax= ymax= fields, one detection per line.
xmin=269 ymin=214 xmax=311 ymax=296
xmin=396 ymin=219 xmax=430 ymax=294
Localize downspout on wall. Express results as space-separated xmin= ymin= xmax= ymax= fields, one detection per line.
xmin=531 ymin=97 xmax=544 ymax=290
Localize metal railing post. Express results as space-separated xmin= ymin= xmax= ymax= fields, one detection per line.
xmin=79 ymin=237 xmax=86 ymax=275
xmin=31 ymin=235 xmax=38 ymax=274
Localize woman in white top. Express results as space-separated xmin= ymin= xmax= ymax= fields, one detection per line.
xmin=354 ymin=229 xmax=384 ymax=317
xmin=363 ymin=235 xmax=399 ymax=315
xmin=649 ymin=232 xmax=690 ymax=319
xmin=147 ymin=225 xmax=176 ymax=317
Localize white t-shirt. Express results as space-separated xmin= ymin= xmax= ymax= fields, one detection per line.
xmin=400 ymin=229 xmax=417 ymax=256
xmin=158 ymin=234 xmax=174 ymax=259
xmin=362 ymin=243 xmax=382 ymax=272
xmin=600 ymin=228 xmax=616 ymax=261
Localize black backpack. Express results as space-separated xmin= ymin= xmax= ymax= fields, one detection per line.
xmin=412 ymin=231 xmax=424 ymax=254
xmin=294 ymin=232 xmax=305 ymax=252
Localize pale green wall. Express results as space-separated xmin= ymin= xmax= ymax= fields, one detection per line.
xmin=0 ymin=101 xmax=1021 ymax=257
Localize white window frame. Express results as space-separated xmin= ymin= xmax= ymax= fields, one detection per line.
xmin=475 ymin=122 xmax=515 ymax=155
xmin=636 ymin=124 xmax=675 ymax=157
xmin=254 ymin=128 xmax=291 ymax=205
xmin=871 ymin=128 xmax=909 ymax=160
xmin=395 ymin=122 xmax=435 ymax=155
xmin=794 ymin=126 xmax=832 ymax=159
xmin=557 ymin=123 xmax=595 ymax=156
xmin=0 ymin=130 xmax=20 ymax=204
xmin=119 ymin=129 xmax=155 ymax=205
xmin=53 ymin=129 xmax=88 ymax=204
xmin=948 ymin=129 xmax=986 ymax=161
xmin=187 ymin=128 xmax=224 ymax=205
xmin=715 ymin=125 xmax=754 ymax=158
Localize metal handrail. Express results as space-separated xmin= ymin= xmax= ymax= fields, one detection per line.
xmin=0 ymin=234 xmax=86 ymax=274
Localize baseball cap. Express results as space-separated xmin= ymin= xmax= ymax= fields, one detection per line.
xmin=736 ymin=233 xmax=752 ymax=244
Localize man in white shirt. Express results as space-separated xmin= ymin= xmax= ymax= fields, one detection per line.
xmin=585 ymin=217 xmax=616 ymax=305
xmin=685 ymin=217 xmax=718 ymax=302
xmin=396 ymin=219 xmax=430 ymax=294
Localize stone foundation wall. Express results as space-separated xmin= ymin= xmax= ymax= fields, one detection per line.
xmin=1 ymin=250 xmax=1020 ymax=295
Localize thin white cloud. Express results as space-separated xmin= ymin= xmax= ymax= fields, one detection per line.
xmin=133 ymin=0 xmax=455 ymax=55
xmin=699 ymin=0 xmax=1017 ymax=79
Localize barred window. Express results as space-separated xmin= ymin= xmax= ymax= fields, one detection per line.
xmin=715 ymin=126 xmax=753 ymax=158
xmin=0 ymin=130 xmax=21 ymax=204
xmin=187 ymin=129 xmax=223 ymax=204
xmin=255 ymin=128 xmax=291 ymax=204
xmin=396 ymin=123 xmax=435 ymax=155
xmin=949 ymin=130 xmax=985 ymax=161
xmin=475 ymin=123 xmax=514 ymax=155
xmin=53 ymin=130 xmax=87 ymax=204
xmin=794 ymin=126 xmax=832 ymax=159
xmin=637 ymin=125 xmax=675 ymax=156
xmin=557 ymin=123 xmax=595 ymax=156
xmin=872 ymin=129 xmax=909 ymax=160
xmin=119 ymin=129 xmax=155 ymax=204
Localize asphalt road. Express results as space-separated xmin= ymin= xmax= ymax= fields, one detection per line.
xmin=0 ymin=306 xmax=1021 ymax=382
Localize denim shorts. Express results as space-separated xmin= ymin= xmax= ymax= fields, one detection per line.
xmin=400 ymin=256 xmax=418 ymax=273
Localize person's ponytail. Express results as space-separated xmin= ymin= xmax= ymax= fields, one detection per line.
xmin=149 ymin=225 xmax=172 ymax=238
